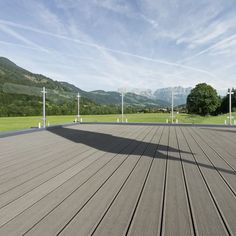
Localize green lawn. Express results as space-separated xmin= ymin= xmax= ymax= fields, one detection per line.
xmin=0 ymin=112 xmax=235 ymax=132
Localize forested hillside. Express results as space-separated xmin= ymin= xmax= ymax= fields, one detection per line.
xmin=0 ymin=57 xmax=168 ymax=116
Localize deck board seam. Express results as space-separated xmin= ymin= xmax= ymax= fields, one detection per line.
xmin=125 ymin=126 xmax=164 ymax=236
xmin=20 ymin=126 xmax=152 ymax=235
xmin=159 ymin=126 xmax=170 ymax=236
xmin=58 ymin=127 xmax=156 ymax=236
xmin=193 ymin=128 xmax=236 ymax=172
xmin=181 ymin=127 xmax=231 ymax=236
xmin=0 ymin=127 xmax=134 ymax=195
xmin=189 ymin=128 xmax=236 ymax=197
xmin=175 ymin=127 xmax=196 ymax=236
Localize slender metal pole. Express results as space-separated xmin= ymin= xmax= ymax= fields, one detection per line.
xmin=121 ymin=91 xmax=124 ymax=123
xmin=171 ymin=89 xmax=174 ymax=124
xmin=77 ymin=92 xmax=80 ymax=122
xmin=42 ymin=87 xmax=46 ymax=128
xmin=228 ymin=88 xmax=234 ymax=125
xmin=230 ymin=89 xmax=232 ymax=125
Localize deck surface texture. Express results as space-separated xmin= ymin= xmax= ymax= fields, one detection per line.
xmin=0 ymin=124 xmax=235 ymax=236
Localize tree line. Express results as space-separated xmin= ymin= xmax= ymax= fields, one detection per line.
xmin=186 ymin=83 xmax=236 ymax=116
xmin=1 ymin=83 xmax=234 ymax=117
xmin=0 ymin=92 xmax=163 ymax=117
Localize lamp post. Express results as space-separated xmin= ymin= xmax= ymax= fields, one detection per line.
xmin=77 ymin=92 xmax=80 ymax=122
xmin=121 ymin=91 xmax=124 ymax=123
xmin=118 ymin=88 xmax=125 ymax=123
xmin=41 ymin=87 xmax=46 ymax=128
xmin=228 ymin=88 xmax=234 ymax=125
xmin=171 ymin=88 xmax=174 ymax=124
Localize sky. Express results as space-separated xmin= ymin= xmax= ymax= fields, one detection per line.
xmin=0 ymin=0 xmax=236 ymax=93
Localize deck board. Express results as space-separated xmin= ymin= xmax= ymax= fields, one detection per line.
xmin=162 ymin=127 xmax=193 ymax=235
xmin=0 ymin=124 xmax=235 ymax=235
xmin=90 ymin=128 xmax=157 ymax=236
xmin=180 ymin=127 xmax=228 ymax=235
xmin=193 ymin=127 xmax=236 ymax=171
xmin=59 ymin=127 xmax=162 ymax=236
xmin=127 ymin=126 xmax=167 ymax=236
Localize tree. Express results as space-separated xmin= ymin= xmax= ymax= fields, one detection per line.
xmin=219 ymin=88 xmax=236 ymax=113
xmin=186 ymin=83 xmax=220 ymax=115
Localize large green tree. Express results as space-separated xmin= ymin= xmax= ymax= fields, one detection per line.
xmin=219 ymin=88 xmax=236 ymax=113
xmin=187 ymin=83 xmax=220 ymax=115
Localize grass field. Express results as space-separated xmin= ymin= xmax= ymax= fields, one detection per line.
xmin=0 ymin=112 xmax=236 ymax=132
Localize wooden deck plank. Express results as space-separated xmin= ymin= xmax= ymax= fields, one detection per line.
xmin=0 ymin=127 xmax=88 ymax=162
xmin=0 ymin=126 xmax=132 ymax=195
xmin=0 ymin=125 xmax=125 ymax=181
xmin=194 ymin=127 xmax=236 ymax=171
xmin=0 ymin=125 xmax=119 ymax=168
xmin=190 ymin=127 xmax=236 ymax=194
xmin=200 ymin=127 xmax=236 ymax=149
xmin=0 ymin=147 xmax=96 ymax=195
xmin=161 ymin=127 xmax=194 ymax=235
xmin=0 ymin=125 xmax=143 ymax=212
xmin=0 ymin=126 xmax=148 ymax=235
xmin=177 ymin=127 xmax=228 ymax=236
xmin=127 ymin=126 xmax=168 ymax=236
xmin=0 ymin=124 xmax=235 ymax=236
xmin=58 ymin=127 xmax=161 ymax=236
xmin=186 ymin=127 xmax=236 ymax=235
xmin=23 ymin=126 xmax=154 ymax=236
xmin=0 ymin=149 xmax=105 ymax=227
xmin=0 ymin=144 xmax=88 ymax=183
xmin=89 ymin=128 xmax=158 ymax=236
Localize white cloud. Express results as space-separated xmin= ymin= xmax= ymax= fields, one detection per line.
xmin=0 ymin=24 xmax=49 ymax=53
xmin=0 ymin=40 xmax=46 ymax=52
xmin=0 ymin=19 xmax=216 ymax=79
xmin=1 ymin=0 xmax=236 ymax=91
xmin=139 ymin=14 xmax=159 ymax=28
xmin=93 ymin=0 xmax=131 ymax=15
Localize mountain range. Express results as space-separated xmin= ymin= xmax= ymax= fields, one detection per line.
xmin=1 ymin=57 xmax=227 ymax=114
xmin=153 ymin=87 xmax=192 ymax=106
xmin=0 ymin=57 xmax=169 ymax=108
xmin=125 ymin=87 xmax=192 ymax=106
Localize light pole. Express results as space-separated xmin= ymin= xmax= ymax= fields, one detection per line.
xmin=228 ymin=88 xmax=234 ymax=125
xmin=41 ymin=87 xmax=46 ymax=128
xmin=170 ymin=88 xmax=176 ymax=124
xmin=77 ymin=92 xmax=80 ymax=122
xmin=121 ymin=91 xmax=124 ymax=123
xmin=118 ymin=88 xmax=125 ymax=123
xmin=171 ymin=88 xmax=174 ymax=124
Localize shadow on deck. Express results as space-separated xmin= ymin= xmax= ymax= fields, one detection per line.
xmin=48 ymin=126 xmax=236 ymax=176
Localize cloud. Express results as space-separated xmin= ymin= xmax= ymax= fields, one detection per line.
xmin=0 ymin=0 xmax=236 ymax=91
xmin=93 ymin=0 xmax=131 ymax=15
xmin=210 ymin=36 xmax=236 ymax=52
xmin=0 ymin=40 xmax=45 ymax=52
xmin=139 ymin=14 xmax=159 ymax=28
xmin=178 ymin=33 xmax=236 ymax=63
xmin=177 ymin=15 xmax=236 ymax=50
xmin=0 ymin=24 xmax=49 ymax=53
xmin=0 ymin=18 xmax=217 ymax=79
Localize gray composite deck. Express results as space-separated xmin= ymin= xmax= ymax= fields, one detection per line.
xmin=0 ymin=124 xmax=235 ymax=236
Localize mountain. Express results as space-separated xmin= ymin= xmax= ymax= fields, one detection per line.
xmin=123 ymin=87 xmax=193 ymax=106
xmin=124 ymin=88 xmax=154 ymax=98
xmin=0 ymin=57 xmax=169 ymax=117
xmin=0 ymin=57 xmax=71 ymax=93
xmin=0 ymin=57 xmax=103 ymax=116
xmin=153 ymin=86 xmax=192 ymax=106
xmin=87 ymin=90 xmax=169 ymax=107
